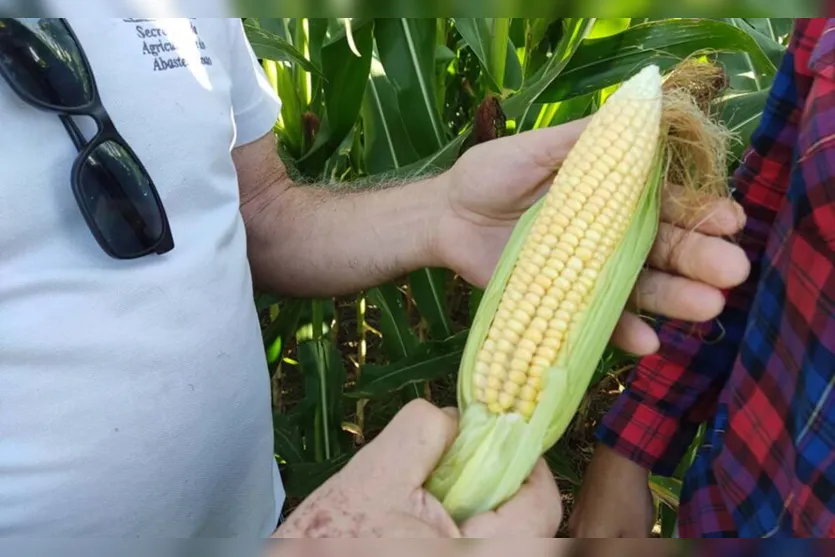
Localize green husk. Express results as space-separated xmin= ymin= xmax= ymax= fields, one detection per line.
xmin=425 ymin=146 xmax=666 ymax=523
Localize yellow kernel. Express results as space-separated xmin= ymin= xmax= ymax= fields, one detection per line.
xmin=515 ymin=347 xmax=534 ymax=362
xmin=503 ymin=380 xmax=521 ymax=396
xmin=519 ymin=337 xmax=538 ymax=352
xmin=509 ymin=370 xmax=527 ymax=385
xmin=520 ymin=385 xmax=538 ymax=402
xmin=497 ymin=338 xmax=515 ymax=353
xmin=536 ymin=305 xmax=555 ymax=321
xmin=566 ymin=198 xmax=583 ymax=212
xmin=553 ymin=213 xmax=571 ymax=228
xmin=498 ymin=391 xmax=515 ymax=410
xmin=585 ymin=228 xmax=602 ymax=243
xmin=527 ymin=375 xmax=543 ymax=391
xmin=517 ymin=300 xmax=536 ymax=316
xmin=534 ymin=275 xmax=552 ymax=289
xmin=567 ymin=256 xmax=584 ymax=272
xmin=589 ymin=167 xmax=606 ymax=182
xmin=558 ymin=204 xmax=576 ymax=220
xmin=516 ymin=400 xmax=537 ymax=418
xmin=488 ymin=401 xmax=503 ymax=414
xmin=568 ymin=190 xmax=586 ymax=204
xmin=575 ymin=247 xmax=593 ymax=261
xmin=552 ymin=247 xmax=572 ymax=262
xmin=524 ymin=292 xmax=541 ymax=306
xmin=562 ymin=266 xmax=579 ymax=282
xmin=536 ymin=346 xmax=557 ymax=362
xmin=530 ymin=317 xmax=549 ymax=332
xmin=575 ymin=182 xmax=594 ymax=197
xmin=566 ymin=225 xmax=586 ymax=239
xmin=485 ymin=387 xmax=500 ymax=402
xmin=507 ymin=318 xmax=525 ymax=335
xmin=542 ymin=234 xmax=559 ymax=247
xmin=525 ymin=328 xmax=544 ymax=345
xmin=554 ymin=276 xmax=572 ymax=292
xmin=529 ymin=282 xmax=546 ymax=297
xmin=530 ymin=253 xmax=547 ymax=268
xmin=510 ymin=358 xmax=529 ymax=372
xmin=600 ymin=154 xmax=617 ymax=168
xmin=503 ymin=329 xmax=520 ymax=344
xmin=566 ymin=290 xmax=584 ymax=304
xmin=586 ymin=197 xmax=606 ymax=212
xmin=531 ymin=358 xmax=549 ymax=370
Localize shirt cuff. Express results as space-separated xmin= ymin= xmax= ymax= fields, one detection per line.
xmin=596 ymin=390 xmax=702 ymax=477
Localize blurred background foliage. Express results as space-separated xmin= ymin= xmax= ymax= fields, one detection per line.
xmin=243 ymin=17 xmax=792 ymax=536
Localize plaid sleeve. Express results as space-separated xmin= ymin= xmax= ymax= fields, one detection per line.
xmin=596 ymin=19 xmax=825 ymax=476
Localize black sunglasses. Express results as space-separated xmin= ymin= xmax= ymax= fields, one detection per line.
xmin=0 ymin=18 xmax=174 ymax=259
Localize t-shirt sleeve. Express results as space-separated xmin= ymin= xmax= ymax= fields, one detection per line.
xmin=225 ymin=18 xmax=282 ymax=147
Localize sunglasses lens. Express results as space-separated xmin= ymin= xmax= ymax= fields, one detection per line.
xmin=78 ymin=141 xmax=165 ymax=257
xmin=0 ymin=18 xmax=93 ymax=108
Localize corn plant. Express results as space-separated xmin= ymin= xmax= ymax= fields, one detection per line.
xmin=244 ymin=17 xmax=791 ymax=535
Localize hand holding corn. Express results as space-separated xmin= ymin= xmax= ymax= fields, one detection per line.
xmin=434 ymin=66 xmax=749 ymax=359
xmin=427 ymin=62 xmax=750 ymax=521
xmin=272 ymin=399 xmax=563 ymax=539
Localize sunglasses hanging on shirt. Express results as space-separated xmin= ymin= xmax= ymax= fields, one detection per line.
xmin=0 ymin=17 xmax=174 ymax=259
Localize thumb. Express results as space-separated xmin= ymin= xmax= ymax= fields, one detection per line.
xmin=348 ymin=399 xmax=459 ymax=488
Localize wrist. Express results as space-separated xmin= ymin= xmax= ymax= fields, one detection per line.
xmin=595 ymin=443 xmax=650 ymax=479
xmin=412 ymin=169 xmax=453 ymax=271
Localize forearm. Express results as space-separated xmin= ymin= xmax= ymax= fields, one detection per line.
xmin=243 ymin=172 xmax=448 ymax=298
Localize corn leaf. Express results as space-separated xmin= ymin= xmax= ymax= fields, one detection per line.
xmin=297 ymin=337 xmax=348 ymax=462
xmin=649 ymin=475 xmax=683 ymax=509
xmin=280 ymin=452 xmax=353 ymax=500
xmin=367 ymin=284 xmax=419 ymax=362
xmin=537 ymin=18 xmax=777 ymax=104
xmin=273 ymin=412 xmax=306 ymax=466
xmin=454 ymin=18 xmax=523 ymax=93
xmin=244 ymin=19 xmax=323 ymax=76
xmin=374 ymin=18 xmax=447 ymax=158
xmin=409 ymin=268 xmax=454 ymax=342
xmin=716 ymin=88 xmax=770 ymax=163
xmin=296 ymin=19 xmax=375 ymax=177
xmin=503 ymin=18 xmax=597 ymax=121
xmin=359 ymin=58 xmax=421 ymax=175
xmin=347 ymin=331 xmax=468 ymax=399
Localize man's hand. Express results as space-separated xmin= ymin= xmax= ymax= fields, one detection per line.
xmin=568 ymin=444 xmax=655 ymax=538
xmin=274 ymin=399 xmax=563 ymax=538
xmin=434 ymin=118 xmax=750 ymax=356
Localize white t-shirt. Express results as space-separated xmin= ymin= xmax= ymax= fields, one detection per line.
xmin=0 ymin=15 xmax=285 ymax=537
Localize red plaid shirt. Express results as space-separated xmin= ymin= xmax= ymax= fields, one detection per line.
xmin=598 ymin=18 xmax=835 ymax=537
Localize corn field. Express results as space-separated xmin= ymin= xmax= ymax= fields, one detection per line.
xmin=243 ymin=17 xmax=793 ymax=537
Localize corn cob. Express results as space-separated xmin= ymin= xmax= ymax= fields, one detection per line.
xmin=425 ymin=64 xmax=669 ymax=521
